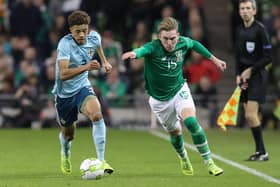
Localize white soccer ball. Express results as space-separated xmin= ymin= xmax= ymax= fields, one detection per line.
xmin=80 ymin=158 xmax=104 ymax=180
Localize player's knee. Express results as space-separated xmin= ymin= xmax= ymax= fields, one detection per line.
xmin=89 ymin=112 xmax=103 ymax=122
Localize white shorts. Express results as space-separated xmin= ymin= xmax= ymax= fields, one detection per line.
xmin=148 ymin=83 xmax=196 ymax=132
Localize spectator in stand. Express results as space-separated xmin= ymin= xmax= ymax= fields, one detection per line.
xmin=0 ymin=56 xmax=14 ymax=93
xmin=14 ymin=73 xmax=41 ymax=128
xmin=9 ymin=0 xmax=43 ymax=45
xmin=79 ymin=0 xmax=100 ymax=27
xmin=33 ymin=0 xmax=52 ymax=60
xmin=126 ymin=21 xmax=150 ymax=95
xmin=41 ymin=52 xmax=56 ymax=95
xmin=47 ymin=0 xmax=63 ymax=20
xmin=184 ymin=51 xmax=221 ymax=85
xmin=127 ymin=0 xmax=152 ymax=33
xmin=99 ymin=0 xmax=129 ymax=37
xmin=271 ymin=6 xmax=280 ymax=67
xmin=40 ymin=98 xmax=56 ymax=128
xmin=52 ymin=14 xmax=67 ymax=38
xmin=61 ymin=0 xmax=81 ymax=18
xmin=131 ymin=21 xmax=151 ymax=49
xmin=0 ymin=35 xmax=14 ymax=71
xmin=0 ymin=0 xmax=7 ymax=32
xmin=0 ymin=76 xmax=14 ymax=94
xmin=176 ymin=0 xmax=208 ymax=43
xmin=23 ymin=47 xmax=40 ymax=70
xmin=39 ymin=28 xmax=60 ymax=59
xmin=102 ymin=30 xmax=125 ymax=73
xmin=15 ymin=59 xmax=37 ymax=87
xmin=0 ymin=40 xmax=14 ymax=77
xmin=230 ymin=0 xmax=243 ymax=48
xmin=175 ymin=0 xmax=192 ymax=37
xmin=95 ymin=68 xmax=127 ymax=107
xmin=194 ymin=76 xmax=219 ymax=128
xmin=188 ymin=5 xmax=208 ymax=47
xmin=10 ymin=36 xmax=32 ymax=73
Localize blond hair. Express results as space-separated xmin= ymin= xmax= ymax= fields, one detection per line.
xmin=157 ymin=17 xmax=178 ymax=33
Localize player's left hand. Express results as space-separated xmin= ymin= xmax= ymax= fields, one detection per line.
xmin=103 ymin=62 xmax=112 ymax=73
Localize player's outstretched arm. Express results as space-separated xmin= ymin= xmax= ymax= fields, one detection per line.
xmin=122 ymin=51 xmax=136 ymax=61
xmin=191 ymin=40 xmax=226 ymax=72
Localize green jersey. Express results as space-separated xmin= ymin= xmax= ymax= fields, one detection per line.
xmin=133 ymin=36 xmax=212 ymax=101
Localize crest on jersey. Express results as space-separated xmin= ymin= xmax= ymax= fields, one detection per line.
xmin=175 ymin=50 xmax=183 ymax=62
xmin=246 ymin=41 xmax=255 ymax=53
xmin=179 ymin=90 xmax=189 ymax=99
xmin=89 ymin=48 xmax=94 ymax=58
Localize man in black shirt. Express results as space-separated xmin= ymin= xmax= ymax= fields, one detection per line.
xmin=236 ymin=0 xmax=272 ymax=161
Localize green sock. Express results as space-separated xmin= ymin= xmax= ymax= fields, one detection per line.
xmin=183 ymin=116 xmax=211 ymax=161
xmin=170 ymin=134 xmax=186 ymax=159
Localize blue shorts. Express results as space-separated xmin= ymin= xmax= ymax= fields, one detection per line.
xmin=55 ymin=86 xmax=96 ymax=127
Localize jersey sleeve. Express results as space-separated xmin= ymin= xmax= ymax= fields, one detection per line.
xmin=251 ymin=26 xmax=272 ymax=74
xmin=191 ymin=40 xmax=212 ymax=59
xmin=89 ymin=30 xmax=101 ymax=48
xmin=182 ymin=37 xmax=212 ymax=58
xmin=133 ymin=42 xmax=153 ymax=58
xmin=57 ymin=38 xmax=71 ymax=61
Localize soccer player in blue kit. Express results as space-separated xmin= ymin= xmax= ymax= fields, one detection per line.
xmin=52 ymin=10 xmax=114 ymax=175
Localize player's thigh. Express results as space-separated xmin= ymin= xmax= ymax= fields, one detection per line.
xmin=148 ymin=96 xmax=180 ymax=132
xmin=174 ymin=83 xmax=196 ymax=120
xmin=77 ymin=86 xmax=102 ymax=120
xmin=81 ymin=96 xmax=102 ymax=120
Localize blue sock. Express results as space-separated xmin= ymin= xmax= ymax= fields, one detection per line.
xmin=92 ymin=119 xmax=106 ymax=161
xmin=59 ymin=132 xmax=72 ymax=158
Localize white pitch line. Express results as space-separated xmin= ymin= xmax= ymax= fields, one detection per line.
xmin=150 ymin=130 xmax=280 ymax=185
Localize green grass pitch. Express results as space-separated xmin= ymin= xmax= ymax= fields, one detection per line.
xmin=0 ymin=128 xmax=279 ymax=187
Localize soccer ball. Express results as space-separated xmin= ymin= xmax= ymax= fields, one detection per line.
xmin=80 ymin=158 xmax=104 ymax=180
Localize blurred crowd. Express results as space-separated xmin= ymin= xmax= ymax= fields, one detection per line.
xmin=0 ymin=0 xmax=279 ymax=128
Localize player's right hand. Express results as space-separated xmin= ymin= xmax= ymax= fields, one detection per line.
xmin=87 ymin=60 xmax=101 ymax=70
xmin=122 ymin=51 xmax=136 ymax=61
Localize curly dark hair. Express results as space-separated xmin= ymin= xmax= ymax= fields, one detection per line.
xmin=67 ymin=10 xmax=91 ymax=27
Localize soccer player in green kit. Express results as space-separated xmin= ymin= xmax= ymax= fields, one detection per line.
xmin=122 ymin=17 xmax=226 ymax=176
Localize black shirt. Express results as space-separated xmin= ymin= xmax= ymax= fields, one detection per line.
xmin=235 ymin=20 xmax=272 ymax=75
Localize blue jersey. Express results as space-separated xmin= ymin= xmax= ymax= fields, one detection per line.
xmin=52 ymin=31 xmax=101 ymax=98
